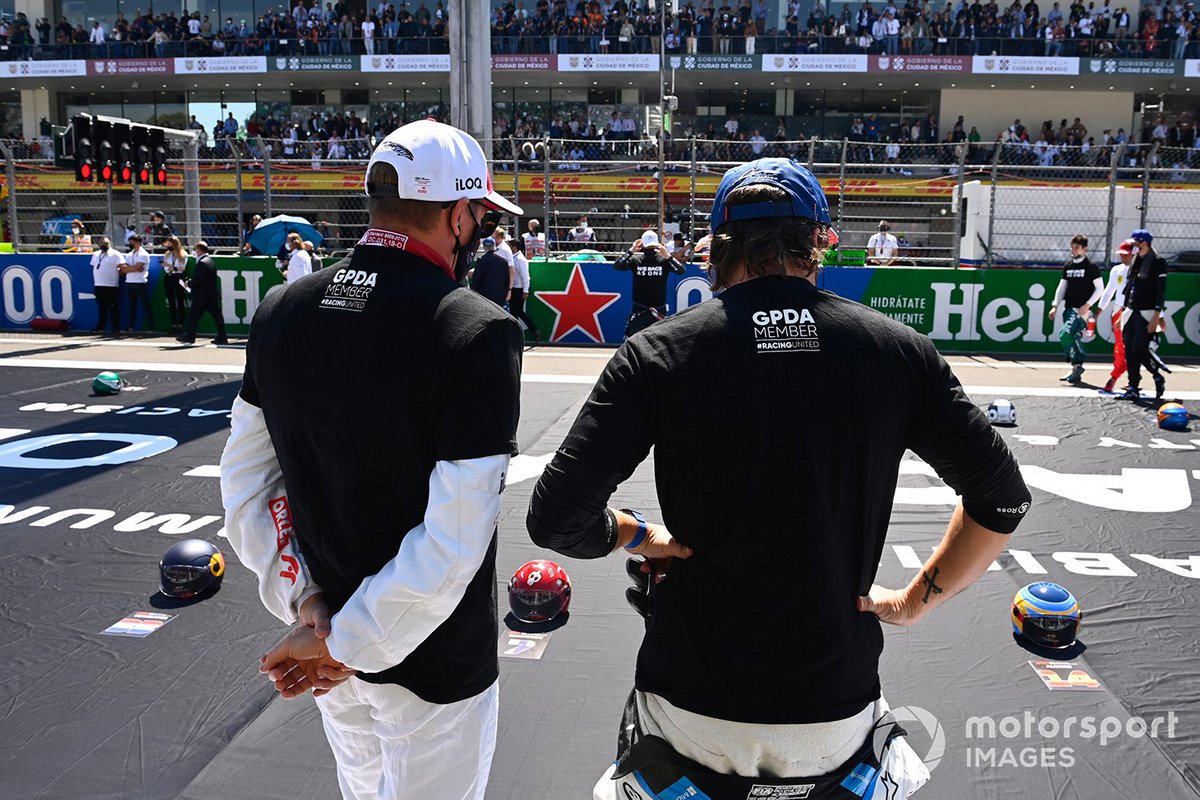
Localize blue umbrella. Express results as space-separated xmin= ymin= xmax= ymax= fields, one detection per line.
xmin=245 ymin=214 xmax=325 ymax=256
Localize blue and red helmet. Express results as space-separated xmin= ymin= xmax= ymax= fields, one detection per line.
xmin=1012 ymin=582 xmax=1081 ymax=649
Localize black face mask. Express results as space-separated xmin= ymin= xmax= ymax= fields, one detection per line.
xmin=452 ymin=204 xmax=500 ymax=281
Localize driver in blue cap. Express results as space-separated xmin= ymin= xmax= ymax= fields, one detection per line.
xmin=527 ymin=158 xmax=1032 ymax=799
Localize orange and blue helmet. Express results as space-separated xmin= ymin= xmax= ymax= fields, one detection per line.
xmin=1158 ymin=402 xmax=1189 ymax=431
xmin=1012 ymin=582 xmax=1081 ymax=649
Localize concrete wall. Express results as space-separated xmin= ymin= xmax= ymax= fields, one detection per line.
xmin=940 ymin=89 xmax=1136 ymax=144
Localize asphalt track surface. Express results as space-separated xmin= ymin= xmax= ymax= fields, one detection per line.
xmin=1 ymin=334 xmax=1199 ymax=799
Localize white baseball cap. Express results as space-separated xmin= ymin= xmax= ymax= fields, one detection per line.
xmin=365 ymin=119 xmax=523 ymax=216
xmin=640 ymin=230 xmax=659 ymax=248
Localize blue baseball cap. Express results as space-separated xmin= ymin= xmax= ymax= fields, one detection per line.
xmin=710 ymin=158 xmax=832 ymax=234
xmin=1130 ymin=229 xmax=1153 ymax=243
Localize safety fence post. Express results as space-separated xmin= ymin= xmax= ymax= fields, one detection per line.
xmin=986 ymin=143 xmax=1001 ymax=269
xmin=1104 ymin=142 xmax=1126 ymax=267
xmin=0 ymin=142 xmax=19 ymax=250
xmin=836 ymin=139 xmax=847 ymax=265
xmin=952 ymin=141 xmax=967 ymax=269
xmin=1140 ymin=141 xmax=1159 ymax=229
xmin=258 ymin=137 xmax=273 ymax=219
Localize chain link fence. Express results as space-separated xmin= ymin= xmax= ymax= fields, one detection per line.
xmin=3 ymin=137 xmax=1198 ymax=271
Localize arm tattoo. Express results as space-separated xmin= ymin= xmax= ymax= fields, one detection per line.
xmin=921 ymin=568 xmax=944 ymax=604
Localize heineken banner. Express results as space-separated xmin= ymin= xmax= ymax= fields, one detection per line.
xmin=819 ymin=266 xmax=1200 ymax=357
xmin=5 ymin=255 xmax=1198 ymax=358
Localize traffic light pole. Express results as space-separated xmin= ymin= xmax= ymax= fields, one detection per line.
xmin=132 ymin=180 xmax=143 ymax=242
xmin=106 ymin=183 xmax=116 ymax=245
xmin=180 ymin=138 xmax=201 ymax=246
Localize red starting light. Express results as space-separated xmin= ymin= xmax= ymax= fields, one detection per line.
xmin=100 ymin=163 xmax=114 ymax=182
xmin=80 ymin=163 xmax=93 ymax=180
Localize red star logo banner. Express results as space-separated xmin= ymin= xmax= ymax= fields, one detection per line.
xmin=535 ymin=265 xmax=622 ymax=343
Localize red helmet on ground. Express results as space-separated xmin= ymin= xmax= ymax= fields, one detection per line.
xmin=508 ymin=560 xmax=572 ymax=623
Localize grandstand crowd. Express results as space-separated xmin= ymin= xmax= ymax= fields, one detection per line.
xmin=2 ymin=0 xmax=1197 ymax=60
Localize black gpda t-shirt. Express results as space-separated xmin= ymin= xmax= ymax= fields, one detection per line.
xmin=529 ymin=275 xmax=1030 ymax=724
xmin=241 ymin=243 xmax=522 ymax=704
xmin=1061 ymin=256 xmax=1101 ymax=309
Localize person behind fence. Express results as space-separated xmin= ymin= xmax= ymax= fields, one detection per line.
xmin=162 ymin=235 xmax=190 ymax=334
xmin=509 ymin=237 xmax=541 ymax=341
xmin=121 ymin=234 xmax=153 ymax=331
xmin=613 ymin=230 xmax=686 ymax=339
xmin=89 ymin=236 xmax=123 ymax=336
xmin=65 ymin=219 xmax=93 ymax=253
xmin=522 ymin=218 xmax=546 ymax=258
xmin=469 ymin=237 xmax=512 ymax=308
xmin=526 ymin=157 xmax=1031 ymax=800
xmin=867 ymin=220 xmax=898 ymax=266
xmin=1048 ymin=234 xmax=1103 ymax=385
xmin=150 ymin=210 xmax=174 ymax=248
xmin=1120 ymin=229 xmax=1168 ymax=401
xmin=569 ymin=215 xmax=596 ymax=249
xmin=1096 ymin=239 xmax=1135 ymax=395
xmin=242 ymin=214 xmax=264 ymax=254
xmin=177 ymin=240 xmax=229 ymax=346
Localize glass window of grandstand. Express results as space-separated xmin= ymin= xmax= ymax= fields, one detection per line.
xmin=255 ymin=90 xmax=291 ymax=139
xmin=0 ymin=101 xmax=20 ymax=139
xmin=402 ymin=89 xmax=446 ymax=124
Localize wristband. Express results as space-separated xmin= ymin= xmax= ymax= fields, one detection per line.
xmin=620 ymin=508 xmax=647 ymax=551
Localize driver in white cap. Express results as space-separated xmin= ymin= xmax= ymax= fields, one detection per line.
xmin=221 ymin=119 xmax=524 ymax=800
xmin=612 ymin=229 xmax=686 ymax=338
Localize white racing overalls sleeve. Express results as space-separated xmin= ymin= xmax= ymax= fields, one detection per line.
xmin=220 ymin=394 xmax=320 ymax=625
xmin=1097 ymin=266 xmax=1122 ymax=313
xmin=323 ymin=454 xmax=508 ymax=675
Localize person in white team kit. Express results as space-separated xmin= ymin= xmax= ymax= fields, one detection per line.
xmin=285 ymin=231 xmax=313 ymax=283
xmin=867 ymin=220 xmax=899 ymax=265
xmin=1097 ymin=238 xmax=1135 ymax=394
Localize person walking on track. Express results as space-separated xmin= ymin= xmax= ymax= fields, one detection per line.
xmin=1097 ymin=238 xmax=1135 ymax=394
xmin=1048 ymin=234 xmax=1103 ymax=384
xmin=176 ymin=241 xmax=228 ymax=345
xmin=1120 ymin=228 xmax=1169 ymax=401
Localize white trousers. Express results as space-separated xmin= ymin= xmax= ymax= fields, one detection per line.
xmin=314 ymin=678 xmax=498 ymax=800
